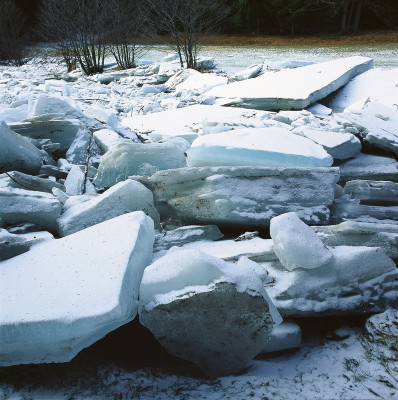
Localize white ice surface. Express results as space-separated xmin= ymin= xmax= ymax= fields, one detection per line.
xmin=187 ymin=128 xmax=333 ymax=168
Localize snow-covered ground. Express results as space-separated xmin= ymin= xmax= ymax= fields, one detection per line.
xmin=0 ymin=44 xmax=397 ymax=399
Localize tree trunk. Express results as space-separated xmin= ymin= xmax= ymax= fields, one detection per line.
xmin=353 ymin=0 xmax=363 ymax=32
xmin=339 ymin=0 xmax=350 ymax=35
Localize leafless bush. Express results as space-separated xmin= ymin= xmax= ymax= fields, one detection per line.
xmin=108 ymin=0 xmax=147 ymax=70
xmin=38 ymin=0 xmax=110 ymax=75
xmin=144 ymin=0 xmax=229 ymax=69
xmin=0 ymin=0 xmax=25 ymax=66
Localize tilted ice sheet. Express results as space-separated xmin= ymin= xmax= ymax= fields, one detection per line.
xmin=209 ymin=56 xmax=374 ymax=110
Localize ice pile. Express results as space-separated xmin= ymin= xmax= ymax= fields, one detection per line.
xmin=266 ymin=213 xmax=398 ymax=317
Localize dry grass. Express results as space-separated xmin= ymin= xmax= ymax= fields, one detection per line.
xmin=193 ymin=30 xmax=398 ymax=47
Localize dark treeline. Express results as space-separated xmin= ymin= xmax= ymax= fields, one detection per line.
xmin=13 ymin=0 xmax=398 ymax=37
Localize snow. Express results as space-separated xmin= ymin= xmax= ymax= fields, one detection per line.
xmin=209 ymin=56 xmax=374 ymax=110
xmin=0 ymin=212 xmax=155 ymax=366
xmin=187 ymin=128 xmax=333 ymax=168
xmin=270 ymin=212 xmax=332 ymax=271
xmin=0 ymin=46 xmax=397 ymax=398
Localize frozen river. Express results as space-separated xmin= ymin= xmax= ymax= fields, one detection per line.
xmin=141 ymin=43 xmax=398 ymax=72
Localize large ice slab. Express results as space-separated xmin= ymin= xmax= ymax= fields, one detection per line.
xmin=0 ymin=188 xmax=62 ymax=233
xmin=139 ymin=249 xmax=281 ymax=377
xmin=57 ymin=180 xmax=160 ymax=236
xmin=132 ymin=166 xmax=339 ymax=227
xmin=313 ymin=221 xmax=398 ymax=261
xmin=0 ymin=212 xmax=154 ymax=366
xmin=8 ymin=120 xmax=81 ymax=151
xmin=0 ymin=122 xmax=43 ymax=175
xmin=122 ymin=105 xmax=269 ymax=143
xmin=209 ymin=56 xmax=374 ymax=110
xmin=187 ymin=128 xmax=333 ymax=168
xmin=94 ymin=142 xmax=186 ymax=189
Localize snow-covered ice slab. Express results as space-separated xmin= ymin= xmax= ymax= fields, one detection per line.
xmin=266 ymin=213 xmax=398 ymax=317
xmin=121 ymin=105 xmax=269 ymax=143
xmin=339 ymin=101 xmax=398 ymax=156
xmin=132 ymin=166 xmax=339 ymax=227
xmin=337 ymin=153 xmax=398 ymax=184
xmin=0 ymin=122 xmax=43 ymax=175
xmin=0 ymin=212 xmax=154 ymax=367
xmin=8 ymin=120 xmax=81 ymax=151
xmin=325 ymin=68 xmax=398 ymax=112
xmin=139 ymin=249 xmax=281 ymax=377
xmin=187 ymin=128 xmax=333 ymax=168
xmin=94 ymin=142 xmax=186 ymax=189
xmin=57 ymin=180 xmax=160 ymax=236
xmin=291 ymin=127 xmax=361 ymax=160
xmin=313 ymin=221 xmax=398 ymax=261
xmin=209 ymin=56 xmax=374 ymax=110
xmin=0 ymin=188 xmax=62 ymax=233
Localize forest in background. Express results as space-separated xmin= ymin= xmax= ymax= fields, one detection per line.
xmin=12 ymin=0 xmax=398 ymax=38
